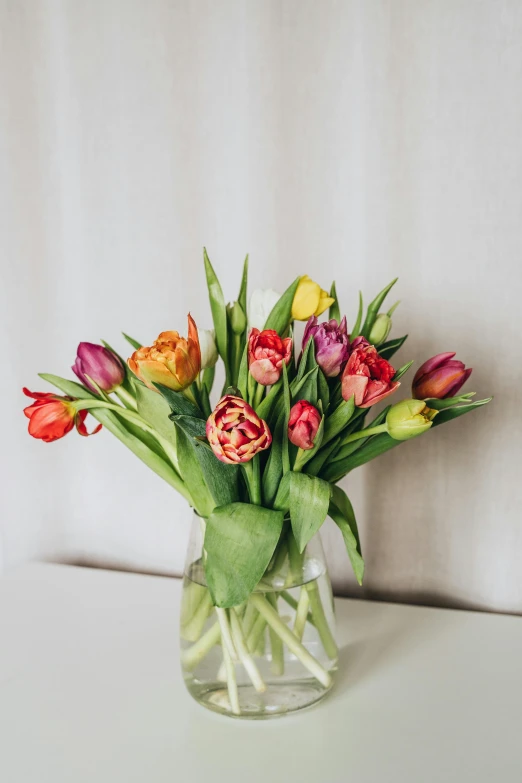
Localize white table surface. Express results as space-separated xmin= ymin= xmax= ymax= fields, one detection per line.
xmin=0 ymin=563 xmax=521 ymax=783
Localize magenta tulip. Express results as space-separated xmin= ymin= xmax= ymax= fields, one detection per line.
xmin=302 ymin=316 xmax=350 ymax=377
xmin=73 ymin=343 xmax=125 ymax=393
xmin=412 ymin=352 xmax=472 ymax=400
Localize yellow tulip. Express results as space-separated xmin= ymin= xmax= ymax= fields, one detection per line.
xmin=291 ymin=275 xmax=335 ymax=321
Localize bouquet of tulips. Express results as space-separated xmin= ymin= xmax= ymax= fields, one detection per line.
xmin=24 ymin=250 xmax=491 ymax=717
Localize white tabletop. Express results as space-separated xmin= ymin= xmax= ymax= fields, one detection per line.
xmin=0 ymin=563 xmax=521 ymax=783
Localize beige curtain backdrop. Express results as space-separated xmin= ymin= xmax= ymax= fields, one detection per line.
xmin=1 ymin=0 xmax=521 ymax=613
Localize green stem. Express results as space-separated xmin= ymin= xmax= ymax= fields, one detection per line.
xmin=181 ymin=621 xmax=221 ymax=671
xmin=215 ymin=608 xmax=238 ymax=662
xmin=221 ymin=634 xmax=240 ymax=715
xmin=306 ymin=581 xmax=338 ymax=660
xmin=266 ymin=593 xmax=284 ymax=675
xmin=250 ymin=594 xmax=332 ymax=688
xmin=241 ymin=457 xmax=261 ymax=505
xmin=253 ymin=383 xmax=264 ymax=410
xmin=230 ymin=610 xmax=266 ymax=693
xmin=293 ymin=588 xmax=310 ymax=642
xmin=115 ymin=386 xmax=138 ymax=410
xmin=280 ymin=590 xmax=317 ymax=629
xmin=246 ymin=612 xmax=267 ymax=654
xmin=341 ymin=423 xmax=388 ymax=444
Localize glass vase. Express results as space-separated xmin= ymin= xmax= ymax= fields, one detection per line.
xmin=180 ymin=513 xmax=338 ymax=719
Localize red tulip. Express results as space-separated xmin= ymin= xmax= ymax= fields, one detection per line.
xmin=23 ymin=388 xmax=102 ymax=442
xmin=412 ymin=352 xmax=472 ymax=400
xmin=288 ymin=401 xmax=321 ymax=450
xmin=341 ymin=344 xmax=399 ymax=408
xmin=206 ymin=395 xmax=272 ymax=464
xmin=248 ymin=329 xmax=293 ymax=386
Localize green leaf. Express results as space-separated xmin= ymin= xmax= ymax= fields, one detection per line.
xmin=154 ymin=384 xmax=203 ymax=418
xmin=289 ymin=473 xmax=331 ymax=552
xmin=361 ymin=278 xmax=398 ymax=339
xmin=38 ymin=374 xmax=193 ymax=503
xmin=351 ymin=291 xmax=363 ymax=337
xmin=122 ymin=333 xmax=142 ymax=350
xmin=173 ymin=424 xmax=215 ymax=517
xmin=317 ymin=368 xmax=330 ymax=410
xmin=262 ymin=411 xmax=286 ymax=506
xmin=264 ymin=277 xmax=300 ymax=333
xmin=379 ymin=335 xmax=408 ymax=361
xmin=293 ymin=366 xmax=318 ymax=406
xmin=304 ymin=436 xmax=340 ymax=477
xmin=135 ymin=384 xmax=177 ymax=444
xmin=324 ymin=433 xmax=399 ymax=480
xmin=393 ymin=360 xmax=414 ymax=382
xmin=281 ymin=362 xmax=291 ymax=473
xmin=329 ymin=486 xmax=364 ymax=585
xmin=236 ymin=343 xmax=249 ymax=400
xmin=295 ymin=335 xmax=315 ymax=384
xmin=431 ymin=397 xmax=492 ymax=426
xmin=237 ymin=254 xmax=249 ymax=315
xmin=204 ymin=248 xmax=229 ymax=377
xmin=202 ymin=366 xmax=216 ymax=395
xmin=322 ymin=396 xmax=355 ymax=446
xmin=329 ymin=282 xmax=340 ymax=323
xmin=204 ymin=503 xmax=284 ymax=607
xmin=256 ymin=375 xmax=283 ymax=423
xmin=173 ymin=415 xmax=239 ymax=507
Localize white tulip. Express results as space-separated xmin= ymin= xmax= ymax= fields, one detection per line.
xmin=198 ymin=328 xmax=218 ymax=369
xmin=248 ymin=288 xmax=281 ymax=331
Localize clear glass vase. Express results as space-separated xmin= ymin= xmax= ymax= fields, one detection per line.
xmin=180 ymin=513 xmax=338 ymax=719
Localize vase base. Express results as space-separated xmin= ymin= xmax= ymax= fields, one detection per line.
xmin=187 ymin=679 xmax=332 ymax=719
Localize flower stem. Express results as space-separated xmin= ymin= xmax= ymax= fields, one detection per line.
xmin=115 ymin=386 xmax=138 ymax=410
xmin=230 ymin=609 xmax=266 ymax=693
xmin=215 ymin=608 xmax=238 ymax=662
xmin=221 ymin=635 xmax=240 ymax=715
xmin=181 ymin=590 xmax=213 ymax=642
xmin=293 ymin=588 xmax=310 ymax=642
xmin=250 ymin=594 xmax=332 ymax=688
xmin=306 ymin=581 xmax=337 ymax=660
xmin=181 ymin=620 xmax=221 ymax=671
xmin=279 ymin=591 xmax=317 ymax=628
xmin=341 ymin=423 xmax=388 ymax=444
xmin=266 ymin=593 xmax=284 ymax=676
xmin=246 ymin=612 xmax=267 ymax=654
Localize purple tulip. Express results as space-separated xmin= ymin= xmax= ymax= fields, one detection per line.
xmin=412 ymin=352 xmax=472 ymax=400
xmin=302 ymin=316 xmax=350 ymax=377
xmin=72 ymin=343 xmax=125 ymax=393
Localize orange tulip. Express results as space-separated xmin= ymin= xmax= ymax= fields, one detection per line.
xmin=128 ymin=315 xmax=201 ymax=392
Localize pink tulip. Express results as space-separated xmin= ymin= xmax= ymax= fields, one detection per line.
xmin=412 ymin=352 xmax=472 ymax=399
xmin=288 ymin=401 xmax=321 ymax=450
xmin=342 ymin=344 xmax=399 ymax=408
xmin=248 ymin=329 xmax=293 ymax=386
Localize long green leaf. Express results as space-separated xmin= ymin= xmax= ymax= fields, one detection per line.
xmin=329 ymin=486 xmax=364 ymax=585
xmin=238 ymin=254 xmax=249 ymax=315
xmin=281 ymin=362 xmax=291 ymax=473
xmin=322 ymin=396 xmax=355 ymax=446
xmin=155 ymin=384 xmax=203 ymax=418
xmin=393 ymin=360 xmax=414 ymax=382
xmin=289 ymin=473 xmax=331 ymax=552
xmin=205 ymin=503 xmax=284 ymax=607
xmin=304 ymin=436 xmax=340 ymax=477
xmin=329 ymin=281 xmax=340 ymax=323
xmin=351 ymin=292 xmax=363 ymax=337
xmin=431 ymin=397 xmax=492 ymax=426
xmin=361 ymin=278 xmax=398 ymax=339
xmin=204 ymin=248 xmax=229 ymax=377
xmin=135 ymin=383 xmax=177 ymax=444
xmin=264 ymin=277 xmax=300 ymax=333
xmin=122 ymin=333 xmax=142 ymax=350
xmin=378 ymin=335 xmax=408 ymax=361
xmin=173 ymin=423 xmax=215 ymax=517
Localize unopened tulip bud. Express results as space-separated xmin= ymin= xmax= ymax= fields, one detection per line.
xmin=227 ymin=301 xmax=247 ymax=335
xmin=198 ymin=329 xmax=218 ymax=370
xmin=288 ymin=401 xmax=321 ymax=450
xmin=73 ymin=343 xmax=125 ymax=393
xmin=369 ymin=314 xmax=392 ymax=346
xmin=412 ymin=352 xmax=472 ymax=400
xmin=387 ymin=399 xmax=437 ymax=441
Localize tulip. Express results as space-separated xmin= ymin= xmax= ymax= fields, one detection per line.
xmin=288 ymin=401 xmax=321 ymax=450
xmin=72 ymin=343 xmax=125 ymax=394
xmin=198 ymin=328 xmax=218 ymax=370
xmin=248 ymin=288 xmax=281 ymax=331
xmin=302 ymin=316 xmax=350 ymax=377
xmin=128 ymin=314 xmax=201 ymax=392
xmin=23 ymin=388 xmax=102 ymax=442
xmin=412 ymin=352 xmax=472 ymax=400
xmin=227 ymin=301 xmax=247 ymax=335
xmin=386 ymin=399 xmax=438 ymax=441
xmin=342 ymin=344 xmax=399 ymax=408
xmin=206 ymin=395 xmax=272 ymax=464
xmin=248 ymin=328 xmax=293 ymax=386
xmin=291 ymin=276 xmax=335 ymax=321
